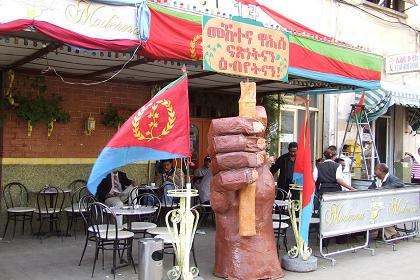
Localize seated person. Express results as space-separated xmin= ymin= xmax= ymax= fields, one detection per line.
xmin=369 ymin=163 xmax=404 ymax=240
xmin=193 ymin=155 xmax=212 ymax=205
xmin=369 ymin=163 xmax=404 ymax=189
xmin=154 ymin=159 xmax=184 ymax=205
xmin=97 ymin=170 xmax=137 ymax=207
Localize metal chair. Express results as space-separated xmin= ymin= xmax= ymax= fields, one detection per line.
xmin=2 ymin=182 xmax=35 ymax=239
xmin=124 ymin=193 xmax=161 ymax=236
xmin=78 ymin=194 xmax=98 ymax=266
xmin=272 ymin=203 xmax=289 ymax=255
xmin=87 ymin=202 xmax=136 ymax=278
xmin=34 ymin=185 xmax=65 ymax=242
xmin=64 ymin=186 xmax=89 ymax=238
xmin=67 ymin=179 xmax=87 ymax=193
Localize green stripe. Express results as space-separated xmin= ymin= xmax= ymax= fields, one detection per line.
xmin=290 ymin=35 xmax=382 ymax=72
xmin=154 ymin=73 xmax=187 ymax=99
xmin=148 ymin=3 xmax=202 ymax=24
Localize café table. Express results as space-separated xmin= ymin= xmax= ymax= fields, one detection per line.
xmin=31 ymin=187 xmax=71 ymax=238
xmin=107 ymin=205 xmax=157 ymax=272
xmin=109 ymin=205 xmax=157 ymax=231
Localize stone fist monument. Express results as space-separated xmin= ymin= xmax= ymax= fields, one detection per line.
xmin=208 ymin=106 xmax=284 ymax=280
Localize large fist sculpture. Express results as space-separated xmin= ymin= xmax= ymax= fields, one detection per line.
xmin=208 ymin=106 xmax=284 ymax=280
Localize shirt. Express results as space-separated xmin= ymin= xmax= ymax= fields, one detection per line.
xmin=374 ymin=173 xmax=390 ymax=189
xmin=110 ymin=172 xmax=122 ymax=194
xmin=412 ymin=154 xmax=420 ymax=180
xmin=313 ymin=159 xmax=344 ymax=182
xmin=194 ymin=167 xmax=211 ymax=203
xmin=269 ymin=152 xmax=295 ymax=191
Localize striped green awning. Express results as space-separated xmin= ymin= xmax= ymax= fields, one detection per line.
xmin=355 ymin=81 xmax=420 ymax=121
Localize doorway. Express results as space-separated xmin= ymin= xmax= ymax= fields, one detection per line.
xmin=374 ymin=116 xmax=391 ymax=166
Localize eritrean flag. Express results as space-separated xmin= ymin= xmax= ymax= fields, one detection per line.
xmin=293 ymin=104 xmax=315 ymax=245
xmin=87 ymin=74 xmax=190 ymax=195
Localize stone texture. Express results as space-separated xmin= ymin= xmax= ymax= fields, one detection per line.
xmin=281 ymin=255 xmax=318 ymax=272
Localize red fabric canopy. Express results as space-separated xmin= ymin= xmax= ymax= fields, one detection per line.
xmin=0 ymin=19 xmax=142 ymax=51
xmin=235 ymin=0 xmax=330 ymax=39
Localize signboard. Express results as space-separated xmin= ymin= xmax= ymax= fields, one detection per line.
xmin=0 ymin=0 xmax=139 ymax=40
xmin=320 ymin=187 xmax=420 ymax=238
xmin=385 ymin=52 xmax=420 ymax=74
xmin=280 ymin=133 xmax=294 ymax=143
xmin=202 ymin=16 xmax=289 ymax=81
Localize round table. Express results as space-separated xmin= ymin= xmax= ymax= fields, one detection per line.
xmin=274 ymin=200 xmax=289 ymax=207
xmin=109 ymin=206 xmax=156 ymax=231
xmin=136 ymin=185 xmax=159 ymax=190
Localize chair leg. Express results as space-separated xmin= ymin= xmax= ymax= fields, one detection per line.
xmin=129 ymin=239 xmax=137 ymax=274
xmin=102 ymin=247 xmax=105 ymax=270
xmin=66 ymin=213 xmax=72 ymax=237
xmin=2 ymin=213 xmax=10 ymax=239
xmin=92 ymin=243 xmax=100 ymax=278
xmin=283 ymin=230 xmax=288 ymax=252
xmin=22 ymin=214 xmax=26 ymax=235
xmin=12 ymin=214 xmax=17 ymax=239
xmin=79 ymin=233 xmax=89 ymax=266
xmin=37 ymin=215 xmax=43 ymax=240
xmin=192 ymin=242 xmax=198 ymax=268
xmin=29 ymin=213 xmax=34 ymax=235
xmin=113 ymin=242 xmax=117 ymax=279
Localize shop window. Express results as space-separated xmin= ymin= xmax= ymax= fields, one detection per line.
xmin=365 ymin=0 xmax=404 ymax=12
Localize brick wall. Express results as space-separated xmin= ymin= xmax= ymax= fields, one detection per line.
xmin=2 ymin=74 xmax=151 ymax=158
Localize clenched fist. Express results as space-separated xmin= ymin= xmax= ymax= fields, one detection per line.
xmin=208 ymin=106 xmax=284 ymax=280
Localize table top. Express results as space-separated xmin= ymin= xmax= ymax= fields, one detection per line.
xmin=30 ymin=189 xmax=71 ymax=194
xmin=109 ymin=206 xmax=156 ymax=215
xmin=136 ymin=185 xmax=159 ymax=190
xmin=274 ymin=200 xmax=289 ymax=207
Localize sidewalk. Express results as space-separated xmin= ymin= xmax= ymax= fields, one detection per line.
xmin=0 ymin=226 xmax=419 ymax=280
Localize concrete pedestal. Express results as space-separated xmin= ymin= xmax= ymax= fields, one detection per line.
xmin=281 ymin=255 xmax=317 ymax=272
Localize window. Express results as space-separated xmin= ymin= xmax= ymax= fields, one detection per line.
xmin=365 ymin=0 xmax=404 ymax=12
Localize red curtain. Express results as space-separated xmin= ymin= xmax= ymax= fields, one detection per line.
xmin=0 ymin=19 xmax=142 ymax=51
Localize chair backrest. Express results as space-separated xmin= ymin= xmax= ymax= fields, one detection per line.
xmin=161 ymin=182 xmax=179 ymax=208
xmin=132 ymin=193 xmax=161 ymax=223
xmin=67 ymin=179 xmax=87 ymax=193
xmin=3 ymin=182 xmax=29 ymax=209
xmin=128 ymin=186 xmax=144 ymax=206
xmin=71 ymin=186 xmax=89 ymax=211
xmin=276 ymin=188 xmax=289 ymax=201
xmin=78 ymin=194 xmax=97 ymax=227
xmin=36 ymin=185 xmax=65 ymax=214
xmin=87 ymin=202 xmax=118 ymax=240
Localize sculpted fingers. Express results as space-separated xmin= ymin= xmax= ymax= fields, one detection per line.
xmin=211 ymin=151 xmax=266 ymax=173
xmin=210 ymin=117 xmax=264 ymax=136
xmin=212 ymin=168 xmax=258 ymax=192
xmin=209 ymin=135 xmax=266 ymax=155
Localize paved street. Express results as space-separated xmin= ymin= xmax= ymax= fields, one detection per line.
xmin=0 ymin=224 xmax=419 ymax=280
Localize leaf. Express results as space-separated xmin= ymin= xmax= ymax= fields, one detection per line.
xmin=276 ymin=54 xmax=281 ymax=61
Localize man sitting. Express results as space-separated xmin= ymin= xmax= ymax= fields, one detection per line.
xmin=369 ymin=163 xmax=404 ymax=190
xmin=369 ymin=163 xmax=404 ymax=239
xmin=193 ymin=156 xmax=212 ymax=205
xmin=154 ymin=159 xmax=184 ymax=205
xmin=97 ymin=170 xmax=137 ymax=207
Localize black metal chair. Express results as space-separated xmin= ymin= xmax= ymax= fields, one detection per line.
xmin=67 ymin=179 xmax=87 ymax=193
xmin=78 ymin=194 xmax=98 ymax=266
xmin=64 ymin=186 xmax=89 ymax=238
xmin=124 ymin=193 xmax=161 ymax=237
xmin=2 ymin=182 xmax=35 ymax=239
xmin=34 ymin=185 xmax=65 ymax=242
xmin=87 ymin=202 xmax=136 ymax=278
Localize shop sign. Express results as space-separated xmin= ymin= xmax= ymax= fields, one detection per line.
xmin=0 ymin=0 xmax=139 ymax=40
xmin=320 ymin=187 xmax=420 ymax=238
xmin=202 ymin=16 xmax=289 ymax=81
xmin=279 ymin=133 xmax=294 ymax=143
xmin=385 ymin=52 xmax=420 ymax=74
